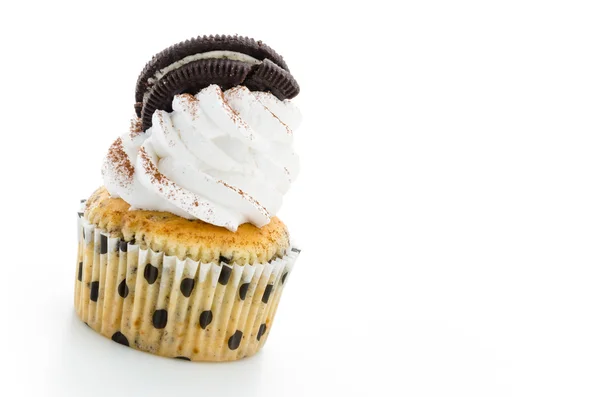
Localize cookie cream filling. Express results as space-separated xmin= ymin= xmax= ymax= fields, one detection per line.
xmin=143 ymin=51 xmax=262 ymax=103
xmin=150 ymin=51 xmax=261 ymax=83
xmin=103 ymin=84 xmax=301 ymax=231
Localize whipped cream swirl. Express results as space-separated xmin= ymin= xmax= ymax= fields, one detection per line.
xmin=102 ymin=84 xmax=301 ymax=231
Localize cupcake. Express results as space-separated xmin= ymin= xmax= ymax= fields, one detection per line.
xmin=74 ymin=35 xmax=302 ymax=362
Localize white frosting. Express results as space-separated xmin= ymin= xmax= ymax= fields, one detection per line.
xmin=102 ymin=84 xmax=301 ymax=231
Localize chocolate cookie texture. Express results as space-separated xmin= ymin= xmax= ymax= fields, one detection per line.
xmin=135 ymin=35 xmax=300 ymax=131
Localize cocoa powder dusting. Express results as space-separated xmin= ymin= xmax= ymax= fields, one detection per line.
xmin=139 ymin=147 xmax=165 ymax=184
xmin=179 ymin=93 xmax=197 ymax=102
xmin=217 ymin=180 xmax=270 ymax=218
xmin=107 ymin=138 xmax=134 ymax=182
xmin=129 ymin=117 xmax=143 ymax=138
xmin=220 ymin=92 xmax=252 ymax=135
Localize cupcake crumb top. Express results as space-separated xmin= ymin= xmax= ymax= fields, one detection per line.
xmin=84 ymin=187 xmax=290 ymax=264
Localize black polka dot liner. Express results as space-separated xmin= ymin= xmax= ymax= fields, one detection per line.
xmin=89 ymin=281 xmax=99 ymax=302
xmin=199 ymin=310 xmax=213 ymax=329
xmin=257 ymin=324 xmax=267 ymax=341
xmin=228 ymin=331 xmax=243 ymax=350
xmin=111 ymin=331 xmax=129 ymax=347
xmin=117 ymin=279 xmax=129 ymax=298
xmin=152 ymin=309 xmax=168 ymax=329
xmin=100 ymin=235 xmax=108 ymax=254
xmin=239 ymin=283 xmax=250 ymax=300
xmin=180 ymin=278 xmax=195 ymax=297
xmin=74 ymin=211 xmax=301 ymax=361
xmin=218 ymin=265 xmax=232 ymax=285
xmin=262 ymin=284 xmax=274 ymax=304
xmin=144 ymin=264 xmax=159 ymax=284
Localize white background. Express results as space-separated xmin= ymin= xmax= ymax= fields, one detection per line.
xmin=1 ymin=1 xmax=600 ymax=396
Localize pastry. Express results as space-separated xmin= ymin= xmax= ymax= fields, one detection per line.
xmin=74 ymin=35 xmax=302 ymax=361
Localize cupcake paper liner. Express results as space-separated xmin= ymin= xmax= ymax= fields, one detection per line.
xmin=74 ymin=209 xmax=299 ymax=362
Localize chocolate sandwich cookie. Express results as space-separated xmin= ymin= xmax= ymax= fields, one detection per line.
xmin=135 ymin=34 xmax=300 ymax=131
